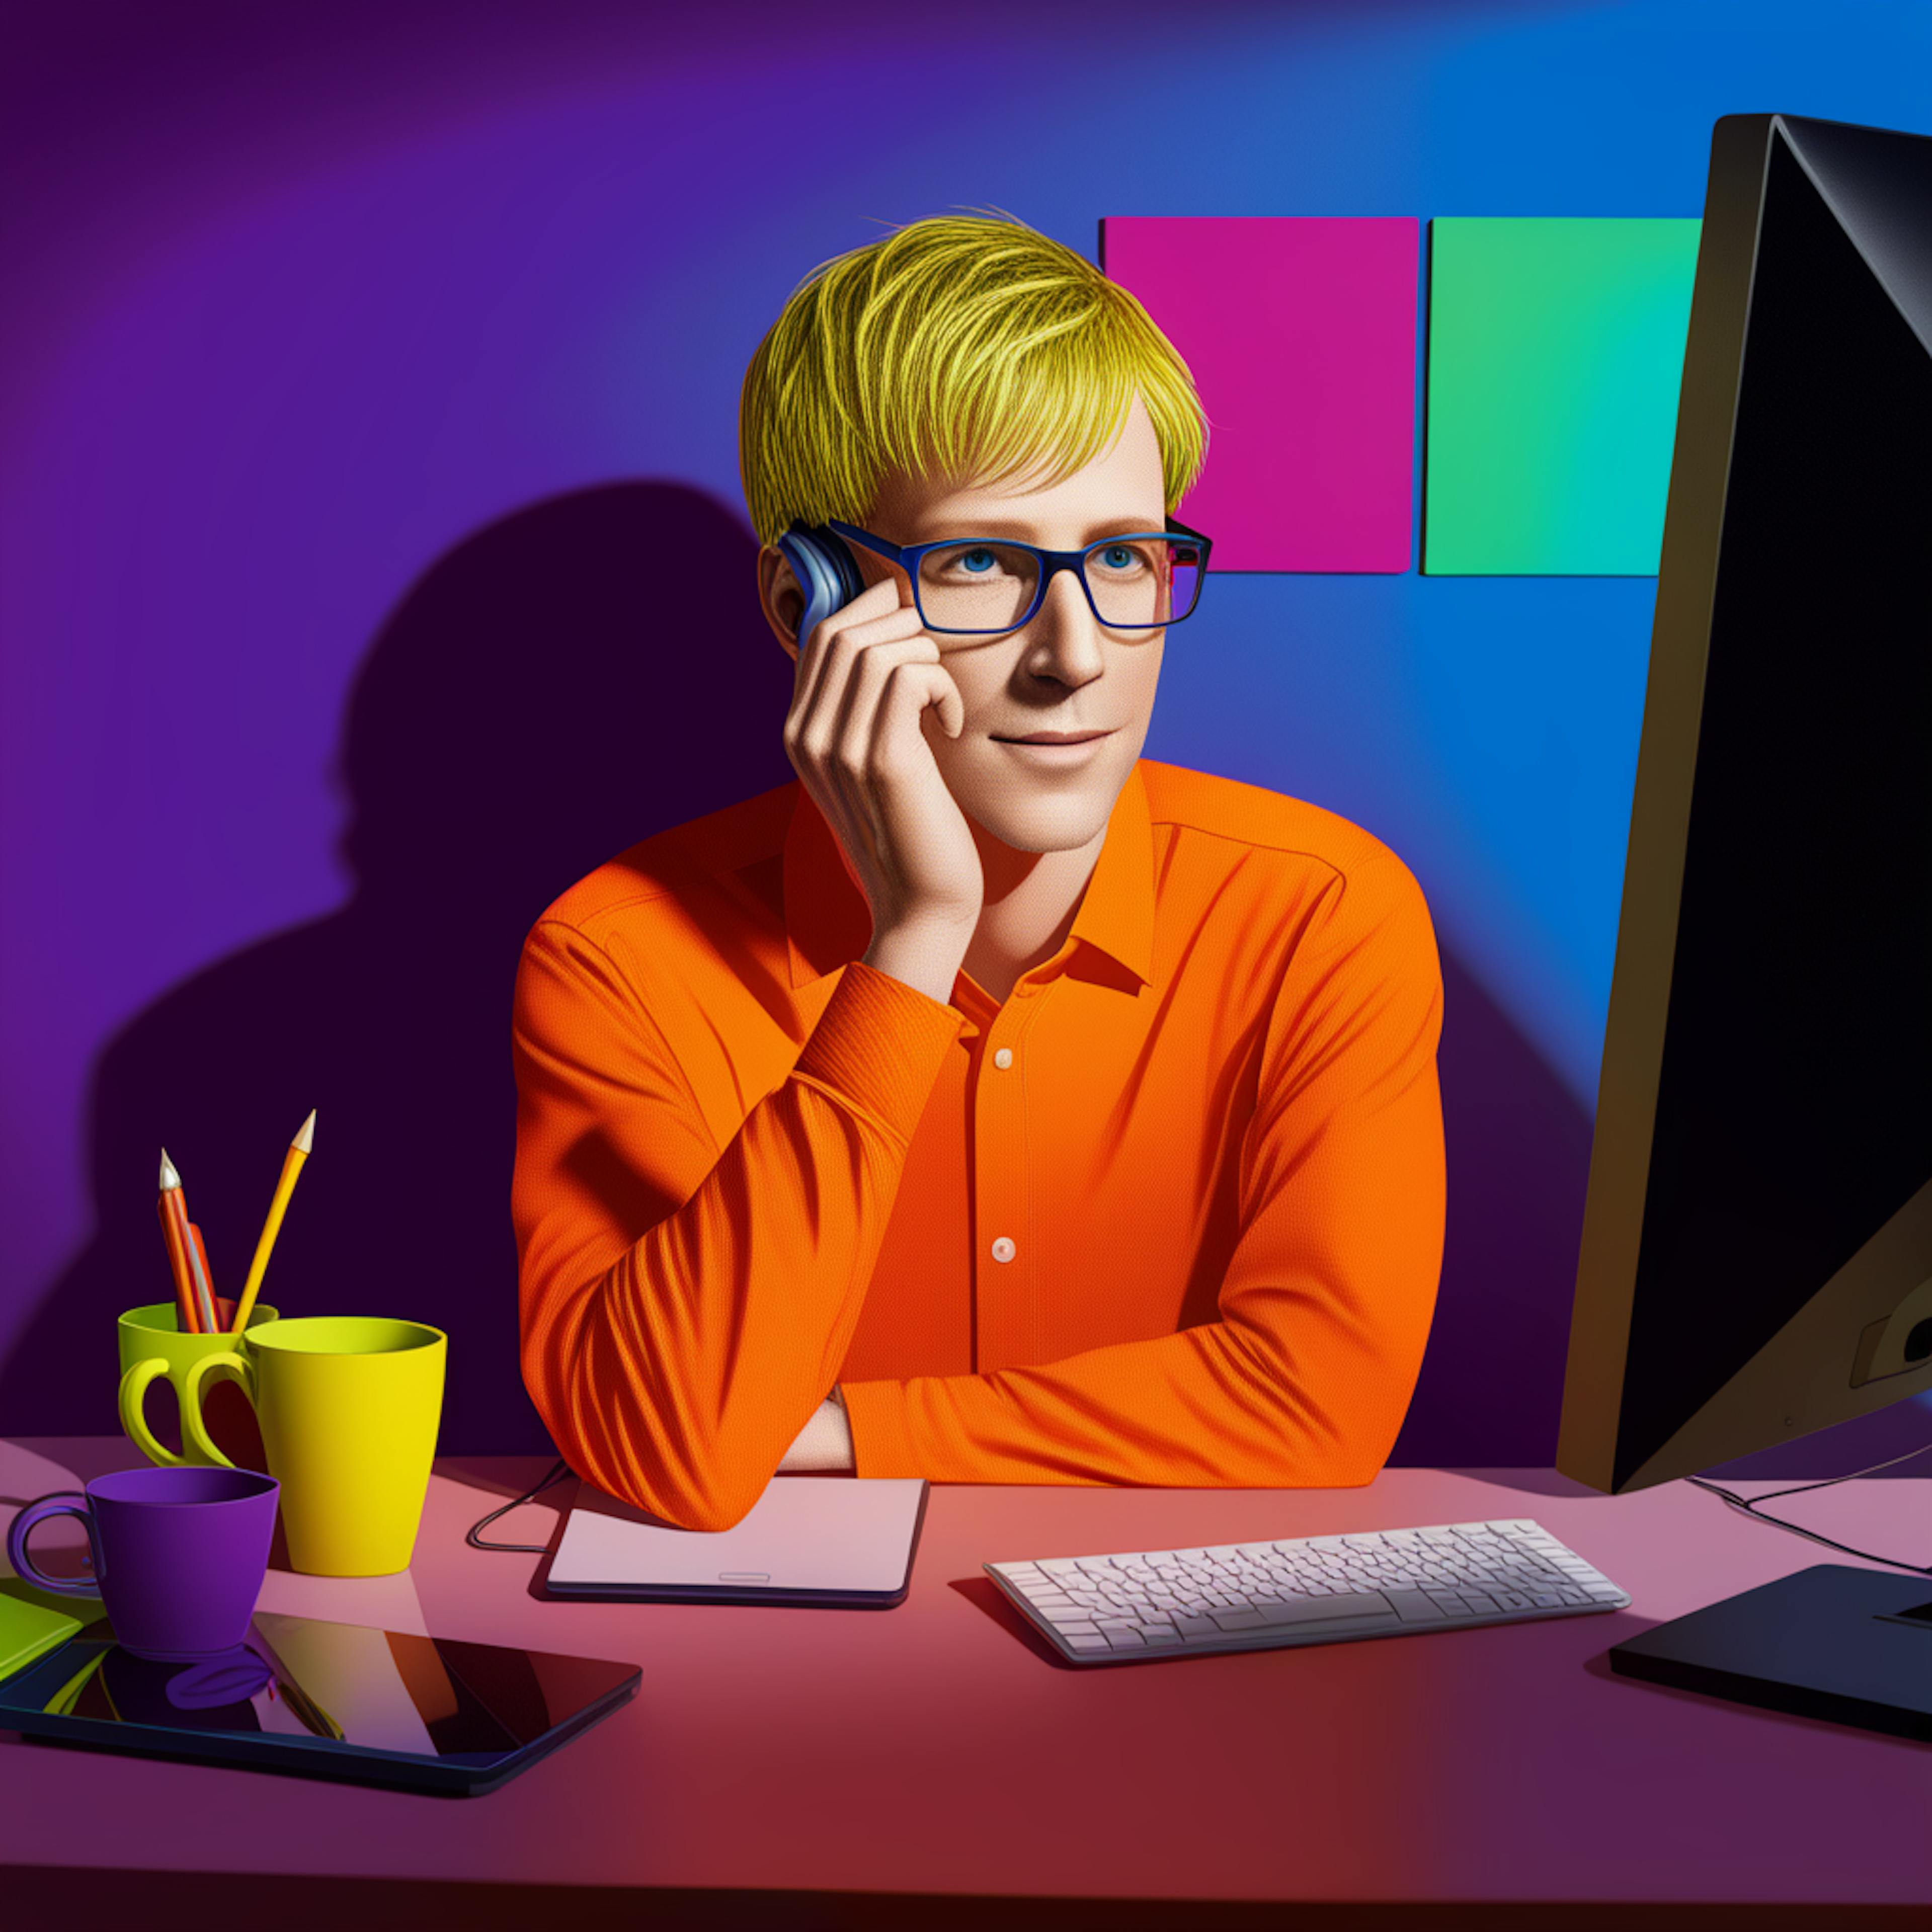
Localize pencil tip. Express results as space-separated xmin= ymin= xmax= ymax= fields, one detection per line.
xmin=293 ymin=1109 xmax=316 ymax=1154
xmin=159 ymin=1149 xmax=180 ymax=1189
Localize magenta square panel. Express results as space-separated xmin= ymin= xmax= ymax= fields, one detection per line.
xmin=1101 ymin=217 xmax=1419 ymax=572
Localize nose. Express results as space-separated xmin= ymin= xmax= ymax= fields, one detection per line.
xmin=1021 ymin=564 xmax=1107 ymax=685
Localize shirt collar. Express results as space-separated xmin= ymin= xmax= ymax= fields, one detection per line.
xmin=784 ymin=759 xmax=1155 ymax=993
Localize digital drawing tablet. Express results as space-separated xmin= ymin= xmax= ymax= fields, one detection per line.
xmin=542 ymin=1475 xmax=929 ymax=1606
xmin=0 ymin=1609 xmax=639 ymax=1796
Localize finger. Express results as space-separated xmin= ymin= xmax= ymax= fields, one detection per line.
xmin=830 ymin=631 xmax=943 ymax=779
xmin=870 ymin=660 xmax=964 ymax=776
xmin=790 ymin=581 xmax=911 ymax=748
xmin=797 ymin=624 xmax=933 ymax=779
xmin=802 ymin=576 xmax=901 ymax=663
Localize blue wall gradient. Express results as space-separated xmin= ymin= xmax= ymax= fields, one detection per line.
xmin=4 ymin=0 xmax=1926 ymax=1459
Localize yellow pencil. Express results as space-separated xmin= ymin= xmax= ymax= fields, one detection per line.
xmin=229 ymin=1109 xmax=315 ymax=1333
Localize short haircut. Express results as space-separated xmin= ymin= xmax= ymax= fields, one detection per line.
xmin=739 ymin=210 xmax=1208 ymax=545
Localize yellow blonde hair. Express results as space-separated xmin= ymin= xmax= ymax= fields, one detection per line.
xmin=739 ymin=210 xmax=1206 ymax=544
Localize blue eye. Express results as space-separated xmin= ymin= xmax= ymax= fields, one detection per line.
xmin=960 ymin=548 xmax=997 ymax=574
xmin=1103 ymin=545 xmax=1134 ymax=569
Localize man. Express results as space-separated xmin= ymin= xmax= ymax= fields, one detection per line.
xmin=512 ymin=213 xmax=1443 ymax=1530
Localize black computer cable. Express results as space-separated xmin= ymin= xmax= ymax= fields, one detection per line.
xmin=465 ymin=1456 xmax=572 ymax=1553
xmin=1686 ymin=1437 xmax=1932 ymax=1575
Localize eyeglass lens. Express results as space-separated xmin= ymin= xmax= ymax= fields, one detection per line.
xmin=914 ymin=538 xmax=1204 ymax=635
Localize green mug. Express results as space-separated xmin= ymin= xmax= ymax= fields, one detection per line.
xmin=118 ymin=1301 xmax=278 ymax=1469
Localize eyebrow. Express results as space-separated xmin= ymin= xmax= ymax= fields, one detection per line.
xmin=911 ymin=516 xmax=1168 ymax=545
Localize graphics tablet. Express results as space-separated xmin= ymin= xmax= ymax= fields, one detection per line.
xmin=543 ymin=1474 xmax=928 ymax=1606
xmin=0 ymin=1609 xmax=639 ymax=1796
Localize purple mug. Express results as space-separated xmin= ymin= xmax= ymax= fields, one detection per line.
xmin=6 ymin=1465 xmax=279 ymax=1660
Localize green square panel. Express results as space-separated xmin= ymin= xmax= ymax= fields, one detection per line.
xmin=1424 ymin=217 xmax=1701 ymax=575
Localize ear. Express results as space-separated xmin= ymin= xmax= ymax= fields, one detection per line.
xmin=758 ymin=544 xmax=806 ymax=661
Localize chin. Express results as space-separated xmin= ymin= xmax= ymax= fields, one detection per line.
xmin=957 ymin=764 xmax=1129 ymax=852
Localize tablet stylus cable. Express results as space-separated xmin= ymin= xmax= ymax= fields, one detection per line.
xmin=466 ymin=1456 xmax=572 ymax=1553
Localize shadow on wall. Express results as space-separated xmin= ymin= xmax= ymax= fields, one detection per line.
xmin=2 ymin=475 xmax=1597 ymax=1462
xmin=1390 ymin=957 xmax=1590 ymax=1469
xmin=3 ymin=482 xmax=794 ymax=1452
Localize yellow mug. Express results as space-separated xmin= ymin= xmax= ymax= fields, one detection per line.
xmin=118 ymin=1301 xmax=278 ymax=1469
xmin=182 ymin=1316 xmax=446 ymax=1577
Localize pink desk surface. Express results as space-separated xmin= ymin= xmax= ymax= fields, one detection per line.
xmin=3 ymin=1437 xmax=1929 ymax=1930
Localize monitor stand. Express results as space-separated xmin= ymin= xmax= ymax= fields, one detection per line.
xmin=1608 ymin=1565 xmax=1932 ymax=1741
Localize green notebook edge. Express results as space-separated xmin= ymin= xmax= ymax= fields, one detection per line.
xmin=0 ymin=1582 xmax=85 ymax=1682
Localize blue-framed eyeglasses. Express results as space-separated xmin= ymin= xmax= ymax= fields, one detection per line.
xmin=826 ymin=518 xmax=1212 ymax=636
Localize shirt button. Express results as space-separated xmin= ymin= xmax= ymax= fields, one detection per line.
xmin=990 ymin=1236 xmax=1017 ymax=1263
xmin=993 ymin=1048 xmax=1013 ymax=1070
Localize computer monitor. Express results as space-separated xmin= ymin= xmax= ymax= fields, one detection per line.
xmin=1556 ymin=111 xmax=1932 ymax=1498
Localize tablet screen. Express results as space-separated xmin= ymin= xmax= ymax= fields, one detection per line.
xmin=0 ymin=1610 xmax=637 ymax=1765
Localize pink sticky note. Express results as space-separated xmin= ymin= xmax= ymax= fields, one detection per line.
xmin=1101 ymin=217 xmax=1419 ymax=572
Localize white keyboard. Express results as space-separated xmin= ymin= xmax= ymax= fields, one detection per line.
xmin=986 ymin=1517 xmax=1632 ymax=1664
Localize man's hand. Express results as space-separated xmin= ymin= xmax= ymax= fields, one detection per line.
xmin=783 ymin=576 xmax=983 ymax=1003
xmin=778 ymin=1388 xmax=855 ymax=1473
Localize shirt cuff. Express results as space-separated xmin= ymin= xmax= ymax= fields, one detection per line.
xmin=839 ymin=1378 xmax=922 ymax=1479
xmin=792 ymin=959 xmax=964 ymax=1145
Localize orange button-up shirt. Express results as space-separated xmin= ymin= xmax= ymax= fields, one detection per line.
xmin=512 ymin=759 xmax=1444 ymax=1530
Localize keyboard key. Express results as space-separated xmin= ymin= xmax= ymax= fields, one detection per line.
xmin=1381 ymin=1591 xmax=1448 ymax=1623
xmin=1104 ymin=1629 xmax=1147 ymax=1649
xmin=1458 ymin=1591 xmax=1500 ymax=1615
xmin=1210 ymin=1609 xmax=1266 ymax=1631
xmin=1063 ymin=1633 xmax=1111 ymax=1653
xmin=1172 ymin=1614 xmax=1220 ymax=1638
xmin=1257 ymin=1591 xmax=1396 ymax=1626
xmin=1529 ymin=1593 xmax=1565 ymax=1608
xmin=1141 ymin=1627 xmax=1182 ymax=1645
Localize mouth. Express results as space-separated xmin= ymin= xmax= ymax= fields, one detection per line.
xmin=992 ymin=729 xmax=1115 ymax=765
xmin=991 ymin=730 xmax=1115 ymax=745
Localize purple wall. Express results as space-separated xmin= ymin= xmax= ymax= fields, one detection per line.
xmin=5 ymin=2 xmax=1927 ymax=1476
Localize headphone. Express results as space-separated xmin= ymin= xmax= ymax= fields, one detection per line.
xmin=775 ymin=523 xmax=866 ymax=645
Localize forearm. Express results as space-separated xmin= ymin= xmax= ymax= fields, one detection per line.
xmin=517 ymin=947 xmax=959 ymax=1529
xmin=843 ymin=1319 xmax=1419 ymax=1490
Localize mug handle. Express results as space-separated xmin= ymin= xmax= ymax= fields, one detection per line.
xmin=119 ymin=1355 xmax=186 ymax=1467
xmin=6 ymin=1491 xmax=105 ymax=1599
xmin=181 ymin=1350 xmax=257 ymax=1469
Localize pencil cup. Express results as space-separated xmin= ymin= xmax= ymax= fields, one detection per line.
xmin=118 ymin=1301 xmax=279 ymax=1470
xmin=180 ymin=1317 xmax=446 ymax=1577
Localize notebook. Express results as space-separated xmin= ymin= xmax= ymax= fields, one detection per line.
xmin=0 ymin=1588 xmax=85 ymax=1683
xmin=543 ymin=1475 xmax=929 ymax=1607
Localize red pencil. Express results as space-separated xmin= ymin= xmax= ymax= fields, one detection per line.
xmin=155 ymin=1182 xmax=199 ymax=1334
xmin=157 ymin=1150 xmax=217 ymax=1335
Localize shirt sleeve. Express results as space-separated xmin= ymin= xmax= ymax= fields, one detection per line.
xmin=838 ymin=851 xmax=1446 ymax=1489
xmin=512 ymin=923 xmax=962 ymax=1529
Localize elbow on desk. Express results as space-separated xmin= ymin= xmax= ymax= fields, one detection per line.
xmin=550 ymin=1425 xmax=776 ymax=1535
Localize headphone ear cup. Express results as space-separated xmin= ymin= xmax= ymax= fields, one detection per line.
xmin=776 ymin=527 xmax=866 ymax=644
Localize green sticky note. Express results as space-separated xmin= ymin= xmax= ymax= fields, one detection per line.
xmin=0 ymin=1582 xmax=83 ymax=1682
xmin=1423 ymin=217 xmax=1702 ymax=575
